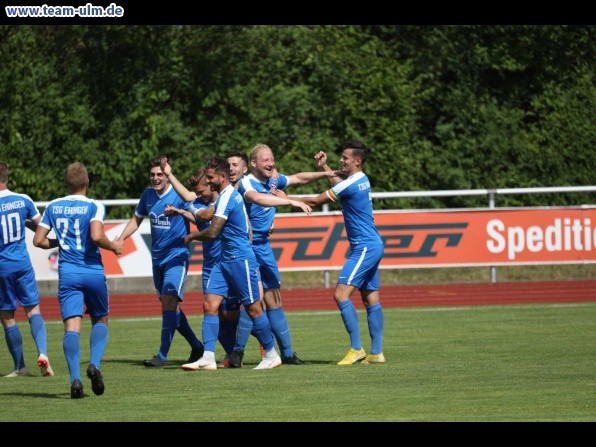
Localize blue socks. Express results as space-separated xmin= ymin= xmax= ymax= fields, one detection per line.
xmin=89 ymin=322 xmax=108 ymax=369
xmin=176 ymin=309 xmax=203 ymax=351
xmin=201 ymin=314 xmax=219 ymax=352
xmin=4 ymin=325 xmax=25 ymax=370
xmin=251 ymin=313 xmax=275 ymax=351
xmin=267 ymin=307 xmax=293 ymax=358
xmin=28 ymin=313 xmax=48 ymax=356
xmin=63 ymin=331 xmax=81 ymax=383
xmin=158 ymin=309 xmax=205 ymax=360
xmin=6 ymin=315 xmax=50 ymax=371
xmin=218 ymin=317 xmax=238 ymax=355
xmin=338 ymin=300 xmax=362 ymax=350
xmin=233 ymin=308 xmax=253 ymax=352
xmin=337 ymin=300 xmax=384 ymax=354
xmin=366 ymin=303 xmax=384 ymax=354
xmin=157 ymin=310 xmax=177 ymax=361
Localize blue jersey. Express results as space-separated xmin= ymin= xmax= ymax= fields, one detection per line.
xmin=189 ymin=198 xmax=220 ymax=265
xmin=212 ymin=184 xmax=253 ymax=261
xmin=38 ymin=195 xmax=106 ymax=275
xmin=136 ymin=185 xmax=190 ymax=264
xmin=0 ymin=189 xmax=40 ymax=274
xmin=327 ymin=172 xmax=383 ymax=247
xmin=237 ymin=173 xmax=289 ymax=244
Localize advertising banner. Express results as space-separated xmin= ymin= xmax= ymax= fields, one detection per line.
xmin=27 ymin=207 xmax=596 ymax=280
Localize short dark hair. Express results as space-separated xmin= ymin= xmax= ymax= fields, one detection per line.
xmin=205 ymin=157 xmax=230 ymax=178
xmin=337 ymin=140 xmax=369 ymax=166
xmin=148 ymin=156 xmax=168 ymax=171
xmin=225 ymin=151 xmax=248 ymax=167
xmin=64 ymin=162 xmax=89 ymax=193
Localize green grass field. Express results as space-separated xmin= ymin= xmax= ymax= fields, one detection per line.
xmin=1 ymin=302 xmax=594 ymax=422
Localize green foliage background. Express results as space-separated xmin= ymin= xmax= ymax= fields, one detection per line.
xmin=1 ymin=25 xmax=594 ymax=217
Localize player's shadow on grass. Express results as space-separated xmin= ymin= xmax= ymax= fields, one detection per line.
xmin=233 ymin=359 xmax=333 ymax=366
xmin=102 ymin=358 xmax=334 ymax=367
xmin=103 ymin=358 xmax=191 ymax=368
xmin=102 ymin=357 xmax=337 ymax=368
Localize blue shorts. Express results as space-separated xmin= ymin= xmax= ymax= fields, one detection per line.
xmin=206 ymin=257 xmax=261 ymax=308
xmin=219 ymin=294 xmax=241 ymax=312
xmin=338 ymin=243 xmax=384 ymax=291
xmin=0 ymin=268 xmax=40 ymax=311
xmin=252 ymin=242 xmax=281 ymax=290
xmin=152 ymin=253 xmax=189 ymax=301
xmin=58 ymin=272 xmax=109 ymax=320
xmin=202 ymin=260 xmax=241 ymax=312
xmin=201 ymin=261 xmax=214 ymax=293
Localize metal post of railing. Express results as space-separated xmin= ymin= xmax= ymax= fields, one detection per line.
xmin=488 ymin=190 xmax=497 ymax=283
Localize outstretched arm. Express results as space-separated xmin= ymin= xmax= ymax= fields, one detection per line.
xmin=289 ymin=190 xmax=333 ymax=208
xmin=165 ymin=201 xmax=216 ymax=224
xmin=165 ymin=204 xmax=197 ymax=224
xmin=244 ymin=190 xmax=312 ymax=214
xmin=91 ymin=220 xmax=124 ymax=256
xmin=116 ymin=215 xmax=143 ymax=241
xmin=185 ymin=215 xmax=226 ymax=244
xmin=285 ymin=169 xmax=341 ymax=186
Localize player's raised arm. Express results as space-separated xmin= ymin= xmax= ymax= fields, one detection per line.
xmin=161 ymin=157 xmax=197 ymax=202
xmin=314 ymin=150 xmax=344 ymax=186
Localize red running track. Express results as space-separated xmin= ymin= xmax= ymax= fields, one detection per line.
xmin=21 ymin=280 xmax=596 ymax=320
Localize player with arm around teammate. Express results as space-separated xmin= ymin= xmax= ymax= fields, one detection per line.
xmin=291 ymin=141 xmax=385 ymax=365
xmin=115 ymin=156 xmax=205 ymax=368
xmin=229 ymin=143 xmax=339 ymax=367
xmin=180 ymin=157 xmax=311 ymax=370
xmin=161 ymin=161 xmax=239 ymax=365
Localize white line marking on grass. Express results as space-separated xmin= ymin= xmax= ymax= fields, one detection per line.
xmin=402 ymin=302 xmax=596 ymax=313
xmin=111 ymin=317 xmax=162 ymax=323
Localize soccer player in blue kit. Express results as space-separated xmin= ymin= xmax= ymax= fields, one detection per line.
xmin=159 ymin=162 xmax=239 ymax=362
xmin=230 ymin=144 xmax=340 ymax=367
xmin=290 ymin=141 xmax=386 ymax=365
xmin=0 ymin=161 xmax=55 ymax=378
xmin=116 ymin=157 xmax=204 ymax=368
xmin=180 ymin=157 xmax=312 ymax=370
xmin=33 ymin=162 xmax=124 ymax=398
